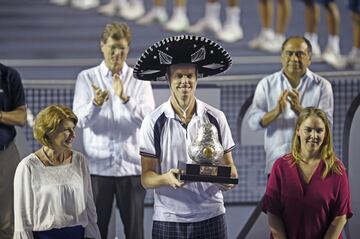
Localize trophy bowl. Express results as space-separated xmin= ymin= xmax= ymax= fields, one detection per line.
xmin=179 ymin=123 xmax=238 ymax=184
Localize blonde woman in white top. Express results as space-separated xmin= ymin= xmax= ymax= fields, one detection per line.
xmin=13 ymin=104 xmax=101 ymax=239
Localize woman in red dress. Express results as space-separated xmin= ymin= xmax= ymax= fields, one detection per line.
xmin=263 ymin=107 xmax=352 ymax=239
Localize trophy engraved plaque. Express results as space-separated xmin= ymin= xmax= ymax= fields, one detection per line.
xmin=179 ymin=123 xmax=238 ymax=184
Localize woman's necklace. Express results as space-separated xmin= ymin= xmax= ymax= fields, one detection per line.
xmin=42 ymin=147 xmax=64 ymax=166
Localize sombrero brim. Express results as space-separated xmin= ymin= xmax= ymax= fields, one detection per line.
xmin=133 ymin=35 xmax=232 ymax=81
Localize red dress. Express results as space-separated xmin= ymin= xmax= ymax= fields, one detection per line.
xmin=263 ymin=154 xmax=353 ymax=239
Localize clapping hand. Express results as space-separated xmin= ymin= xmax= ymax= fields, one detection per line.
xmin=113 ymin=73 xmax=129 ymax=102
xmin=113 ymin=74 xmax=123 ymax=98
xmin=287 ymin=89 xmax=302 ymax=114
xmin=275 ymin=90 xmax=289 ymax=115
xmin=92 ymin=84 xmax=109 ymax=107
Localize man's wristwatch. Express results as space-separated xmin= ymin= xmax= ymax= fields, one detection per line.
xmin=123 ymin=96 xmax=130 ymax=104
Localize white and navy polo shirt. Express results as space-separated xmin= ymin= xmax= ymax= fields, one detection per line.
xmin=140 ymin=98 xmax=235 ymax=223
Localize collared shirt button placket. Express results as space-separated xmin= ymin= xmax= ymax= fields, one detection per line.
xmin=109 ymin=138 xmax=116 ymax=166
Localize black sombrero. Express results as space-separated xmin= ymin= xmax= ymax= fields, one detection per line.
xmin=133 ymin=35 xmax=232 ymax=81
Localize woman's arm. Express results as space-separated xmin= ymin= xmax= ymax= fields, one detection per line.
xmin=323 ymin=215 xmax=347 ymax=239
xmin=82 ymin=156 xmax=101 ymax=239
xmin=268 ymin=212 xmax=287 ymax=239
xmin=13 ymin=161 xmax=34 ymax=239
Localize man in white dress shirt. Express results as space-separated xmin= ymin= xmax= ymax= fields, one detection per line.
xmin=247 ymin=36 xmax=334 ymax=175
xmin=73 ymin=22 xmax=155 ymax=239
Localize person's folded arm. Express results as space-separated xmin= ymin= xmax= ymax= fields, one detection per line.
xmin=0 ymin=105 xmax=27 ymax=126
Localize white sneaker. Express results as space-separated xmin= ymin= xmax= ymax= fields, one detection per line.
xmin=98 ymin=2 xmax=118 ymax=16
xmin=346 ymin=48 xmax=360 ymax=69
xmin=304 ymin=32 xmax=321 ymax=57
xmin=137 ymin=7 xmax=168 ymax=25
xmin=50 ymin=0 xmax=68 ymax=6
xmin=216 ymin=23 xmax=243 ymax=43
xmin=72 ymin=0 xmax=99 ymax=10
xmin=249 ymin=31 xmax=274 ymax=49
xmin=119 ymin=2 xmax=145 ymax=20
xmin=310 ymin=40 xmax=321 ymax=57
xmin=347 ymin=47 xmax=360 ymax=66
xmin=249 ymin=34 xmax=264 ymax=49
xmin=322 ymin=47 xmax=347 ymax=69
xmin=164 ymin=14 xmax=189 ymax=32
xmin=187 ymin=17 xmax=221 ymax=34
xmin=259 ymin=34 xmax=285 ymax=53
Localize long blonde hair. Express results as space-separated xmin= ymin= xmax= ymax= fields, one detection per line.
xmin=291 ymin=107 xmax=343 ymax=178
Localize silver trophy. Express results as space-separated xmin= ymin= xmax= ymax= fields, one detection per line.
xmin=188 ymin=123 xmax=224 ymax=164
xmin=179 ymin=123 xmax=238 ymax=184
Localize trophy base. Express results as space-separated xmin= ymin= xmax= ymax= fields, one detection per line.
xmin=179 ymin=164 xmax=238 ymax=184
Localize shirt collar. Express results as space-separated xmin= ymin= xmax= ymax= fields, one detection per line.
xmin=280 ymin=68 xmax=317 ymax=85
xmin=304 ymin=68 xmax=320 ymax=83
xmin=163 ymin=97 xmax=205 ymax=119
xmin=100 ymin=61 xmax=128 ymax=79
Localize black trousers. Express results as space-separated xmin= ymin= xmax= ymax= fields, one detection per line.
xmin=0 ymin=142 xmax=20 ymax=239
xmin=91 ymin=175 xmax=146 ymax=239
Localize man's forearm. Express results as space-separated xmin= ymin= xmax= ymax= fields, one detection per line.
xmin=141 ymin=171 xmax=168 ymax=189
xmin=260 ymin=108 xmax=281 ymax=128
xmin=0 ymin=106 xmax=27 ymax=126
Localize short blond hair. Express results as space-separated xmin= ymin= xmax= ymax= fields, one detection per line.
xmin=33 ymin=104 xmax=78 ymax=147
xmin=101 ymin=22 xmax=132 ymax=45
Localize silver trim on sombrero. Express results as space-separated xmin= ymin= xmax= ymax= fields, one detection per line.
xmin=191 ymin=46 xmax=206 ymax=63
xmin=156 ymin=76 xmax=167 ymax=81
xmin=158 ymin=50 xmax=173 ymax=65
xmin=202 ymin=63 xmax=225 ymax=69
xmin=139 ymin=69 xmax=161 ymax=75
